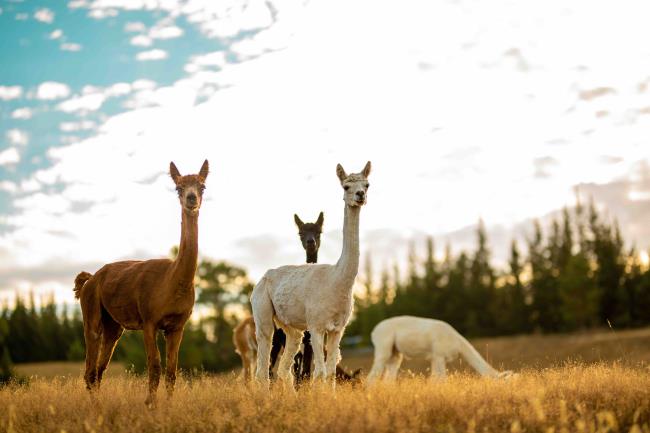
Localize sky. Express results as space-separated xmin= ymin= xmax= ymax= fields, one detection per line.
xmin=1 ymin=0 xmax=650 ymax=306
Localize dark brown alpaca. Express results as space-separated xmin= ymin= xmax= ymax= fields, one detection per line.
xmin=74 ymin=160 xmax=209 ymax=406
xmin=268 ymin=212 xmax=324 ymax=382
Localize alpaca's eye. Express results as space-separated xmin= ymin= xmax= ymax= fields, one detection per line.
xmin=199 ymin=185 xmax=206 ymax=193
xmin=365 ymin=183 xmax=370 ymax=188
xmin=176 ymin=186 xmax=183 ymax=194
xmin=343 ymin=185 xmax=350 ymax=191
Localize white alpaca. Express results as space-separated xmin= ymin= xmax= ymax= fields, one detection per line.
xmin=251 ymin=162 xmax=371 ymax=387
xmin=367 ymin=316 xmax=512 ymax=383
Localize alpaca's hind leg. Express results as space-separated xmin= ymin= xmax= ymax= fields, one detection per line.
xmin=251 ymin=287 xmax=274 ymax=386
xmin=80 ymin=284 xmax=102 ymax=391
xmin=269 ymin=328 xmax=285 ymax=378
xmin=164 ymin=328 xmax=184 ymax=397
xmin=384 ymin=353 xmax=403 ymax=382
xmin=96 ymin=314 xmax=124 ymax=387
xmin=277 ymin=327 xmax=302 ymax=387
xmin=143 ymin=323 xmax=161 ymax=407
xmin=430 ymin=356 xmax=447 ymax=380
xmin=310 ymin=331 xmax=326 ymax=382
xmin=325 ymin=330 xmax=343 ymax=382
xmin=366 ymin=338 xmax=392 ymax=384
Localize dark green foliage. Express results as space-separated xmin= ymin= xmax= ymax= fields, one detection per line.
xmin=349 ymin=201 xmax=650 ymax=341
xmin=2 ymin=257 xmax=254 ymax=374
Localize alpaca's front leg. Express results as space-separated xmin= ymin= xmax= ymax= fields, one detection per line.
xmin=310 ymin=331 xmax=326 ymax=381
xmin=325 ymin=330 xmax=343 ymax=381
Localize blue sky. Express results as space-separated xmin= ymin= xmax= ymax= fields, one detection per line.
xmin=1 ymin=0 xmax=650 ymax=305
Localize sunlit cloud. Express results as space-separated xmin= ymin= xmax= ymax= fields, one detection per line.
xmin=49 ymin=29 xmax=63 ymax=39
xmin=6 ymin=129 xmax=29 ymax=146
xmin=10 ymin=108 xmax=32 ymax=120
xmin=36 ymin=82 xmax=70 ymax=100
xmin=34 ymin=8 xmax=54 ymax=24
xmin=0 ymin=148 xmax=20 ymax=166
xmin=0 ymin=86 xmax=22 ymax=101
xmin=136 ymin=48 xmax=168 ymax=61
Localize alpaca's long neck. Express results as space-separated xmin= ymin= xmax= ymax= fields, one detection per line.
xmin=456 ymin=332 xmax=498 ymax=377
xmin=306 ymin=250 xmax=318 ymax=264
xmin=335 ymin=204 xmax=360 ymax=285
xmin=172 ymin=211 xmax=199 ymax=294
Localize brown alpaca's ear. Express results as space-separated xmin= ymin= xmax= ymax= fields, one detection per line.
xmin=336 ymin=163 xmax=347 ymax=183
xmin=198 ymin=159 xmax=209 ymax=181
xmin=294 ymin=214 xmax=304 ymax=230
xmin=316 ymin=211 xmax=324 ymax=228
xmin=361 ymin=161 xmax=371 ymax=177
xmin=353 ymin=368 xmax=362 ymax=378
xmin=170 ymin=162 xmax=181 ymax=184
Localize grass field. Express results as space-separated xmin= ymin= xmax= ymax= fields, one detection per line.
xmin=3 ymin=328 xmax=650 ymax=433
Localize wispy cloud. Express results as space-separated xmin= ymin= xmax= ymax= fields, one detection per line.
xmin=61 ymin=42 xmax=82 ymax=51
xmin=49 ymin=29 xmax=63 ymax=39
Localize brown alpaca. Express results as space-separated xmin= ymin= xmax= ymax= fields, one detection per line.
xmin=74 ymin=160 xmax=209 ymax=406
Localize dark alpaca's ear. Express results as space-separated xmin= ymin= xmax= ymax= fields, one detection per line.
xmin=198 ymin=159 xmax=209 ymax=181
xmin=361 ymin=161 xmax=371 ymax=178
xmin=294 ymin=214 xmax=304 ymax=229
xmin=316 ymin=211 xmax=324 ymax=228
xmin=170 ymin=162 xmax=181 ymax=184
xmin=336 ymin=163 xmax=347 ymax=183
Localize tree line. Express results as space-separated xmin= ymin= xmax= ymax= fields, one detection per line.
xmin=1 ymin=199 xmax=649 ymax=382
xmin=347 ymin=199 xmax=650 ymax=342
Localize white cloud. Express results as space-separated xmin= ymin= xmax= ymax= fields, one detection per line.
xmin=149 ymin=25 xmax=183 ymax=39
xmin=34 ymin=8 xmax=55 ymax=24
xmin=49 ymin=29 xmax=63 ymax=39
xmin=4 ymin=0 xmax=650 ymax=297
xmin=0 ymin=148 xmax=20 ymax=166
xmin=88 ymin=8 xmax=118 ymax=19
xmin=0 ymin=86 xmax=22 ymax=100
xmin=36 ymin=82 xmax=70 ymax=100
xmin=15 ymin=13 xmax=28 ymax=21
xmin=130 ymin=35 xmax=152 ymax=47
xmin=106 ymin=82 xmax=132 ymax=97
xmin=57 ymin=93 xmax=106 ymax=113
xmin=6 ymin=129 xmax=29 ymax=146
xmin=59 ymin=120 xmax=97 ymax=132
xmin=68 ymin=0 xmax=88 ymax=9
xmin=0 ymin=181 xmax=17 ymax=193
xmin=11 ymin=108 xmax=32 ymax=120
xmin=136 ymin=49 xmax=168 ymax=61
xmin=61 ymin=43 xmax=82 ymax=51
xmin=124 ymin=21 xmax=146 ymax=32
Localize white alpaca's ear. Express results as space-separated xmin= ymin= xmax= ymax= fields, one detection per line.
xmin=198 ymin=159 xmax=209 ymax=181
xmin=316 ymin=211 xmax=324 ymax=228
xmin=294 ymin=214 xmax=304 ymax=229
xmin=362 ymin=161 xmax=372 ymax=177
xmin=336 ymin=163 xmax=347 ymax=182
xmin=170 ymin=162 xmax=181 ymax=184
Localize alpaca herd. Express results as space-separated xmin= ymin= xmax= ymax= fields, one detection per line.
xmin=74 ymin=160 xmax=508 ymax=405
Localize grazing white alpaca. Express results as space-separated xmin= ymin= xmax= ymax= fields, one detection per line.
xmin=367 ymin=316 xmax=512 ymax=383
xmin=251 ymin=162 xmax=371 ymax=387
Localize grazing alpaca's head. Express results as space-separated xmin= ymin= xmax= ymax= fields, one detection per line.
xmin=336 ymin=161 xmax=371 ymax=207
xmin=294 ymin=212 xmax=324 ymax=263
xmin=170 ymin=159 xmax=209 ymax=215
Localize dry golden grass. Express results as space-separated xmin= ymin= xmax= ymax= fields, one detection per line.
xmin=2 ymin=364 xmax=650 ymax=433
xmin=13 ymin=362 xmax=127 ymax=379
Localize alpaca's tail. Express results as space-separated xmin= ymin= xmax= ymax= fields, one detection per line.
xmin=73 ymin=271 xmax=92 ymax=299
xmin=455 ymin=330 xmax=499 ymax=377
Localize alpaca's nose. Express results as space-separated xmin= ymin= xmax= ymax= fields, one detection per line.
xmin=356 ymin=191 xmax=365 ymax=199
xmin=186 ymin=193 xmax=197 ymax=204
xmin=306 ymin=238 xmax=316 ymax=245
